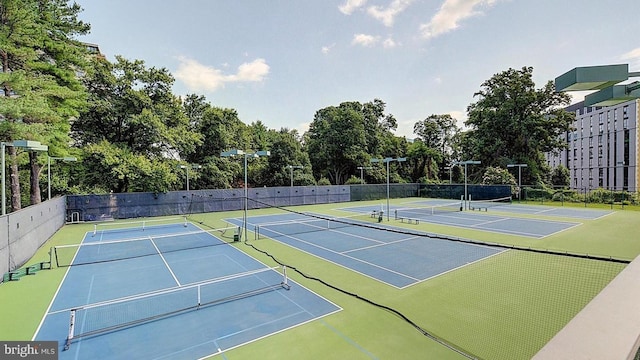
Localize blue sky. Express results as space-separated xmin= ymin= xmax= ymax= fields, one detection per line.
xmin=78 ymin=0 xmax=640 ymax=138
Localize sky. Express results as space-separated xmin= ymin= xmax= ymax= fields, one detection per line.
xmin=77 ymin=0 xmax=640 ymax=138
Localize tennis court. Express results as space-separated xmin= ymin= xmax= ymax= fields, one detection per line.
xmin=489 ymin=203 xmax=613 ymax=220
xmin=33 ymin=221 xmax=340 ymax=359
xmin=236 ymin=213 xmax=505 ymax=289
xmin=341 ymin=200 xmax=582 ymax=239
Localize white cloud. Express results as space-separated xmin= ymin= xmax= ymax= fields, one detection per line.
xmin=174 ymin=57 xmax=269 ymax=91
xmin=621 ymin=47 xmax=640 ymax=69
xmin=367 ymin=0 xmax=414 ymax=27
xmin=419 ymin=0 xmax=499 ymax=40
xmin=339 ymin=0 xmax=368 ymax=15
xmin=352 ymin=33 xmax=380 ymax=47
xmin=382 ymin=37 xmax=398 ymax=48
xmin=227 ymin=58 xmax=270 ymax=82
xmin=321 ymin=43 xmax=336 ymax=54
xmin=451 ymin=111 xmax=469 ymax=129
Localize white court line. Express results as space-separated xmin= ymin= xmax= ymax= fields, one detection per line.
xmin=149 ymin=236 xmax=181 ymax=286
xmin=261 ymin=227 xmax=422 ymax=284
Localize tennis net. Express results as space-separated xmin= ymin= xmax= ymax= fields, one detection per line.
xmin=63 ymin=266 xmax=289 ymax=350
xmin=394 ymin=200 xmax=463 ymax=220
xmin=469 ymin=196 xmax=512 ymax=211
xmin=53 ymin=226 xmax=240 ymax=267
xmin=92 ymin=217 xmax=188 ymax=237
xmin=255 ymin=213 xmax=376 ymax=240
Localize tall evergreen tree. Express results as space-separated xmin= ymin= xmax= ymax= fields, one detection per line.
xmin=0 ymin=0 xmax=89 ymax=211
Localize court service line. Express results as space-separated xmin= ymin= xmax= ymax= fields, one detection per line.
xmin=342 ymin=235 xmax=422 ymax=254
xmin=149 ymin=236 xmax=181 ymax=286
xmin=472 ymin=218 xmax=510 ymax=227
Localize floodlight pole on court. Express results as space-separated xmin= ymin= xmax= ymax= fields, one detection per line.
xmin=370 ymin=157 xmax=406 ymax=220
xmin=48 ymin=156 xmax=77 ymax=200
xmin=357 ymin=166 xmax=372 ymax=184
xmin=179 ymin=164 xmax=202 ymax=191
xmin=221 ymin=149 xmax=270 ymax=241
xmin=507 ymin=164 xmax=527 ymax=201
xmin=453 ymin=160 xmax=480 ymax=210
xmin=2 ymin=140 xmax=48 ymax=215
xmin=287 ymin=165 xmax=303 ymax=187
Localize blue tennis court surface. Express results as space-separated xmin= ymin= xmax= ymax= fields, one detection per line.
xmin=34 ymin=222 xmax=340 ymax=359
xmin=238 ymin=214 xmax=504 ymax=289
xmin=486 ymin=203 xmax=613 ymax=219
xmin=341 ymin=201 xmax=584 ymax=239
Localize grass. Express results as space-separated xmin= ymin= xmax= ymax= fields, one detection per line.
xmin=1 ymin=198 xmax=638 ymax=359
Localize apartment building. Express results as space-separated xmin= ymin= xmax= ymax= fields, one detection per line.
xmin=546 ymin=99 xmax=639 ymax=191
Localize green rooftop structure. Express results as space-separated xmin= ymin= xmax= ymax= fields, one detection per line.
xmin=555 ymin=64 xmax=640 ymax=106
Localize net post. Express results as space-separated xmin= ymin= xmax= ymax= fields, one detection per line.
xmin=65 ymin=309 xmax=76 ymax=351
xmin=53 ymin=246 xmax=60 ymax=268
xmin=183 ymin=216 xmax=188 ymax=227
xmin=281 ymin=266 xmax=290 ymax=290
xmin=142 ymin=221 xmax=146 ymax=231
xmin=92 ymin=224 xmax=97 ymax=236
xmin=197 ymin=284 xmax=201 ymax=309
xmin=394 ymin=209 xmax=398 ymax=220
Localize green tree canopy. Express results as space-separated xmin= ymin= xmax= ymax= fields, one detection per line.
xmin=73 ymin=56 xmax=201 ymax=192
xmin=465 ymin=66 xmax=573 ymax=184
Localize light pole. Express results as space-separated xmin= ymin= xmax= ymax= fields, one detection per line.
xmin=221 ymin=149 xmax=270 ymax=241
xmin=356 ymin=166 xmax=372 ymax=184
xmin=287 ymin=165 xmax=303 ymax=187
xmin=507 ymin=164 xmax=527 ymax=201
xmin=179 ymin=164 xmax=202 ymax=191
xmin=48 ymin=156 xmax=77 ymax=200
xmin=370 ymin=157 xmax=406 ymax=220
xmin=2 ymin=140 xmax=48 ymax=215
xmin=453 ymin=160 xmax=480 ymax=210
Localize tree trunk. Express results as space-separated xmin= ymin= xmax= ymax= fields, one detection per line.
xmin=8 ymin=146 xmax=21 ymax=212
xmin=29 ymin=152 xmax=42 ymax=204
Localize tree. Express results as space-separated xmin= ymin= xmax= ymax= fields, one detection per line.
xmin=306 ymin=99 xmax=401 ymax=185
xmin=259 ymin=128 xmax=312 ymax=187
xmin=182 ymin=95 xmax=249 ymax=190
xmin=406 ymin=140 xmax=440 ymax=182
xmin=73 ymin=56 xmax=201 ymax=192
xmin=1 ymin=0 xmax=90 ymax=210
xmin=551 ymin=164 xmax=570 ymax=187
xmin=413 ymin=114 xmax=459 ymax=181
xmin=465 ymin=67 xmax=574 ymax=184
xmin=306 ymin=102 xmax=368 ymax=184
xmin=482 ymin=166 xmax=516 ymax=186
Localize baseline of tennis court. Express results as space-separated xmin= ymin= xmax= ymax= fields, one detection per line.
xmin=341 ymin=202 xmax=581 ymax=239
xmin=237 ymin=214 xmax=504 ymax=289
xmin=34 ymin=222 xmax=340 ymax=360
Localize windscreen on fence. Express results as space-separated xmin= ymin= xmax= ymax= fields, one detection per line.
xmin=67 ymin=186 xmax=353 ymax=221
